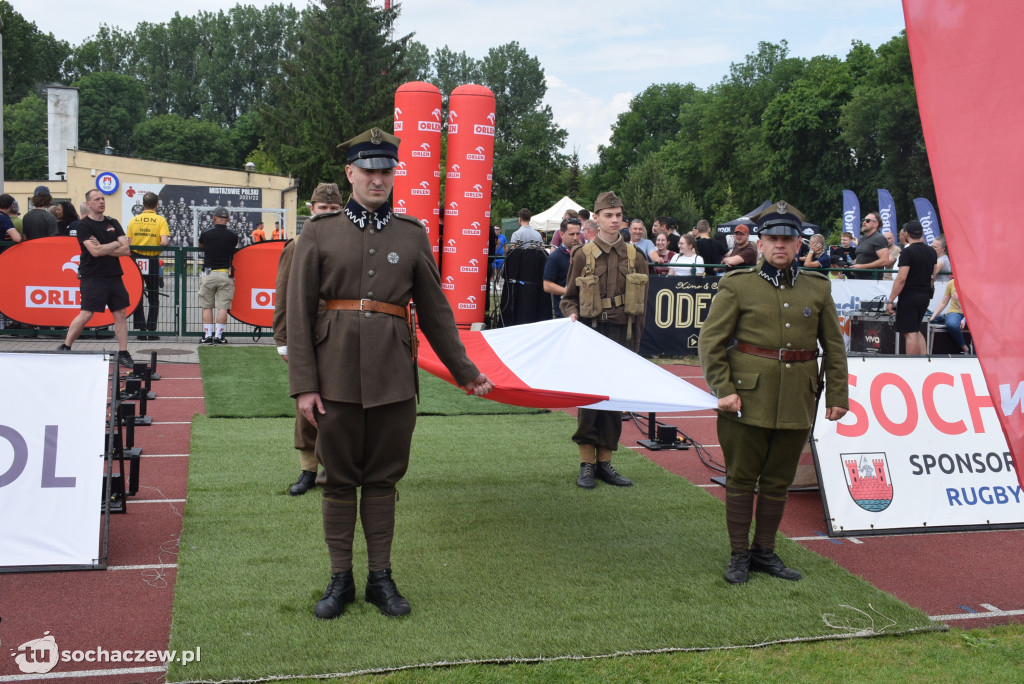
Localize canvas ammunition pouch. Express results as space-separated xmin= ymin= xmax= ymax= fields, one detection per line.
xmin=575 ymin=241 xmax=648 ymax=337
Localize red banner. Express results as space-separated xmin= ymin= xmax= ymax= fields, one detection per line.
xmin=0 ymin=237 xmax=142 ymax=326
xmin=394 ymin=82 xmax=444 ymax=262
xmin=904 ymin=1 xmax=1024 ymax=488
xmin=441 ymin=84 xmax=495 ymax=327
xmin=229 ymin=240 xmax=286 ymax=328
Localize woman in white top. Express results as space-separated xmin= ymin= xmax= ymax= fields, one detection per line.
xmin=670 ymin=233 xmax=705 ymax=276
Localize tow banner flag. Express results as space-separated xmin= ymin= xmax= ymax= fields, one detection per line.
xmin=842 ymin=190 xmax=861 ymax=240
xmin=419 ymin=318 xmax=717 ymax=412
xmin=904 ymin=0 xmax=1024 ymax=488
xmin=912 ymin=197 xmax=940 ymax=245
xmin=877 ymin=189 xmax=897 ymax=237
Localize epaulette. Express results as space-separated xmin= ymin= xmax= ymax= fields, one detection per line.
xmin=307 ymin=210 xmax=342 ymax=222
xmin=801 ymin=269 xmax=830 ymax=281
xmin=720 ymin=266 xmax=756 ymax=280
xmin=392 ymin=212 xmax=426 ymax=229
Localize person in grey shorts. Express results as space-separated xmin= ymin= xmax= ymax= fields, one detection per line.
xmin=198 ymin=206 xmax=238 ymax=344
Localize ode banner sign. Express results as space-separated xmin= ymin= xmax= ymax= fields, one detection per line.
xmin=0 ymin=353 xmax=108 ymax=569
xmin=813 ymin=356 xmax=1021 ymax=536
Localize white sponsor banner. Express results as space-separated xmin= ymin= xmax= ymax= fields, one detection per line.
xmin=0 ymin=353 xmax=108 ymax=567
xmin=830 ymin=279 xmax=945 ymax=350
xmin=814 ymin=356 xmax=1020 ymax=536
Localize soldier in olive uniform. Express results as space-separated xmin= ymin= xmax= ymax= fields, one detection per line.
xmin=560 ymin=191 xmax=650 ymax=489
xmin=287 ymin=129 xmax=493 ymax=620
xmin=698 ymin=201 xmax=848 ymax=585
xmin=274 ymin=183 xmax=343 ymax=496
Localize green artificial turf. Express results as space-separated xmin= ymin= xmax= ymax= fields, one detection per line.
xmin=168 ymin=413 xmax=939 ymax=682
xmin=199 ymin=345 xmax=545 ymax=417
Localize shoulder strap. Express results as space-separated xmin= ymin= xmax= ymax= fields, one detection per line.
xmin=582 ymin=241 xmax=601 ymax=276
xmin=626 ymin=243 xmax=637 ymax=274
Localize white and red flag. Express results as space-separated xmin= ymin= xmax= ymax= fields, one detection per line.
xmin=419 ymin=318 xmax=717 ymax=412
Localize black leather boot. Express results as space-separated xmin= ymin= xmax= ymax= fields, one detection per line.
xmin=314 ymin=570 xmax=355 ymax=619
xmin=595 ymin=461 xmax=633 ymax=486
xmin=724 ymin=550 xmax=750 ymax=584
xmin=365 ymin=568 xmax=411 ymax=617
xmin=576 ymin=462 xmax=596 ymax=489
xmin=289 ymin=470 xmax=317 ymax=496
xmin=749 ymin=545 xmax=803 ymax=581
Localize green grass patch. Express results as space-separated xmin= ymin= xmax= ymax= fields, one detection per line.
xmin=198 ymin=345 xmax=545 ymax=417
xmin=169 ymin=413 xmax=938 ymax=682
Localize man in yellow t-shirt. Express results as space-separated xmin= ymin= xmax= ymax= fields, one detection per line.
xmin=126 ymin=192 xmax=170 ymax=340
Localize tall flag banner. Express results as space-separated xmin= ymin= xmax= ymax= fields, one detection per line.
xmin=904 ymin=0 xmax=1024 ymax=489
xmin=877 ymin=189 xmax=897 ymax=237
xmin=912 ymin=197 xmax=940 ymax=245
xmin=393 ymin=82 xmax=444 ymax=262
xmin=842 ymin=190 xmax=861 ymax=240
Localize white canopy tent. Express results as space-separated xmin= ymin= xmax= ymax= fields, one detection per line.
xmin=529 ymin=196 xmax=585 ymax=234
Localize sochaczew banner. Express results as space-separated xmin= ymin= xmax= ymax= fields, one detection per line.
xmin=904 ymin=2 xmax=1024 ymax=489
xmin=0 ymin=353 xmax=109 ymax=568
xmin=814 ymin=356 xmax=1020 ymax=536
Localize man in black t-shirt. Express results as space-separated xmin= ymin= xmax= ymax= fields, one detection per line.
xmin=695 ymin=219 xmax=728 ymax=275
xmin=58 ymin=190 xmax=134 ymax=368
xmin=198 ymin=206 xmax=239 ymax=344
xmin=887 ymin=220 xmax=937 ymax=355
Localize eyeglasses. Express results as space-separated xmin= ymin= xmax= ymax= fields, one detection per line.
xmin=862 ymin=218 xmax=876 ymax=223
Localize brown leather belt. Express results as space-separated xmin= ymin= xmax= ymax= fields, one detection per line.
xmin=325 ymin=299 xmax=408 ymax=319
xmin=729 ymin=338 xmax=818 ymax=362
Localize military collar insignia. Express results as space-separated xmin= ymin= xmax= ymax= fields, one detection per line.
xmin=345 ymin=198 xmax=392 ymax=231
xmin=758 ymin=260 xmax=800 ymax=288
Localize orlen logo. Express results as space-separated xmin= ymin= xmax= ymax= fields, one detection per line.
xmin=411 ymin=181 xmax=431 ymax=196
xmin=394 ymin=161 xmax=407 ymax=177
xmin=393 ymin=106 xmax=403 ymax=131
xmin=251 ymin=288 xmax=275 ymax=310
xmin=443 ymin=238 xmax=458 ymax=254
xmin=462 ymin=221 xmax=482 ymax=236
xmin=460 ymin=258 xmax=480 ymax=273
xmin=473 ymin=124 xmax=495 ymax=136
xmin=458 ymin=295 xmax=478 ymax=310
xmin=447 ymin=163 xmax=461 ymax=179
xmin=466 ymin=146 xmax=487 ymax=161
xmin=418 ymin=120 xmax=442 ymax=132
xmin=395 ymin=199 xmax=408 ymax=212
xmin=464 ymin=184 xmax=484 ymax=199
xmin=447 ymin=201 xmax=459 ymax=216
xmin=411 ymin=142 xmax=431 ymax=158
xmin=442 ymin=275 xmax=456 ymax=291
xmin=26 ymin=286 xmax=80 ymax=309
xmin=448 ymin=110 xmax=458 ymax=133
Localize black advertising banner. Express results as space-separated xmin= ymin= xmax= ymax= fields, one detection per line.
xmin=639 ymin=276 xmax=718 ymax=357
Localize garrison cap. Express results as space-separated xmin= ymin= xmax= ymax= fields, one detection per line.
xmin=754 ymin=200 xmax=805 ymax=237
xmin=338 ymin=128 xmax=401 ymax=169
xmin=594 ymin=191 xmax=624 ymax=213
xmin=212 ymin=206 xmax=230 ymax=219
xmin=310 ymin=182 xmax=343 ymax=205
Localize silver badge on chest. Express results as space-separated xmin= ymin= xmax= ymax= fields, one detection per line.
xmin=387 ymin=251 xmax=400 ymax=264
xmin=802 ymin=306 xmax=813 ymax=318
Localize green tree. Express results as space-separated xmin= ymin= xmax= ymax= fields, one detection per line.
xmin=405 ymin=40 xmax=432 ymax=82
xmin=260 ymin=0 xmax=413 ymax=193
xmin=430 ymin=46 xmax=482 ymax=112
xmin=0 ymin=2 xmax=70 ymax=104
xmin=132 ymin=114 xmax=234 ymax=167
xmin=3 ymin=94 xmax=47 ymax=180
xmin=74 ymin=72 xmax=148 ymax=156
xmin=61 ymin=25 xmax=136 ymax=82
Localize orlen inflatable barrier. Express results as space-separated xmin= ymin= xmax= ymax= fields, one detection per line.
xmin=393 ymin=82 xmax=444 ymax=263
xmin=229 ymin=240 xmax=287 ymax=328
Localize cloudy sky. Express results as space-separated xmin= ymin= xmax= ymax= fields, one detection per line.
xmin=20 ymin=1 xmax=908 ymax=164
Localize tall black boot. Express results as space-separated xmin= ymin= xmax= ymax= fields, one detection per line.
xmin=314 ymin=570 xmax=355 ymax=620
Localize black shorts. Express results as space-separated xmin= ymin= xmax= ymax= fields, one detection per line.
xmin=80 ymin=275 xmax=130 ymax=313
xmin=894 ymin=290 xmax=929 ymax=334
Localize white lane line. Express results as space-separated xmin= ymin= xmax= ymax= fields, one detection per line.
xmin=130 ymin=499 xmax=187 ymax=504
xmin=149 ymin=421 xmax=193 ymax=425
xmin=108 ymin=563 xmax=178 ymax=571
xmin=931 ymin=606 xmax=1024 ymax=621
xmin=139 ymin=454 xmax=189 ymax=458
xmin=0 ymin=665 xmax=165 ymax=681
xmin=146 ymin=396 xmax=204 ymax=399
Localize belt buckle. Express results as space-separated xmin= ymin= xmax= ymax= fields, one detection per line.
xmin=359 ymin=298 xmax=371 ymax=311
xmin=778 ymin=348 xmax=787 ymax=361
xmin=599 ymin=312 xmax=610 ymax=322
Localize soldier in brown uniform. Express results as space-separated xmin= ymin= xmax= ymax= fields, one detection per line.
xmin=698 ymin=201 xmax=848 ymax=585
xmin=559 ymin=191 xmax=650 ymax=489
xmin=287 ymin=129 xmax=492 ymax=620
xmin=273 ymin=183 xmax=343 ymax=496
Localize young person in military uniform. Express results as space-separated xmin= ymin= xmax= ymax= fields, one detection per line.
xmin=698 ymin=201 xmax=848 ymax=585
xmin=559 ymin=191 xmax=649 ymax=489
xmin=287 ymin=128 xmax=493 ymax=620
xmin=273 ymin=183 xmax=343 ymax=497
xmin=126 ymin=192 xmax=170 ymax=340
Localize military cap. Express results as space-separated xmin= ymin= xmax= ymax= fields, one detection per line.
xmin=212 ymin=206 xmax=230 ymax=219
xmin=338 ymin=128 xmax=401 ymax=169
xmin=754 ymin=200 xmax=806 ymax=237
xmin=594 ymin=191 xmax=623 ymax=213
xmin=310 ymin=182 xmax=343 ymax=205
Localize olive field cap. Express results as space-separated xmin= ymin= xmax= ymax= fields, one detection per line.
xmin=754 ymin=200 xmax=805 ymax=237
xmin=311 ymin=182 xmax=343 ymax=205
xmin=212 ymin=206 xmax=230 ymax=219
xmin=594 ymin=191 xmax=623 ymax=213
xmin=338 ymin=128 xmax=401 ymax=169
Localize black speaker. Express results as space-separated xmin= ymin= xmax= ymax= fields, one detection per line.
xmin=850 ymin=313 xmax=896 ymax=354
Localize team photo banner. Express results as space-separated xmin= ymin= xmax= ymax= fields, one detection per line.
xmin=0 ymin=353 xmax=109 ymax=569
xmin=813 ymin=356 xmax=1020 ymax=536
